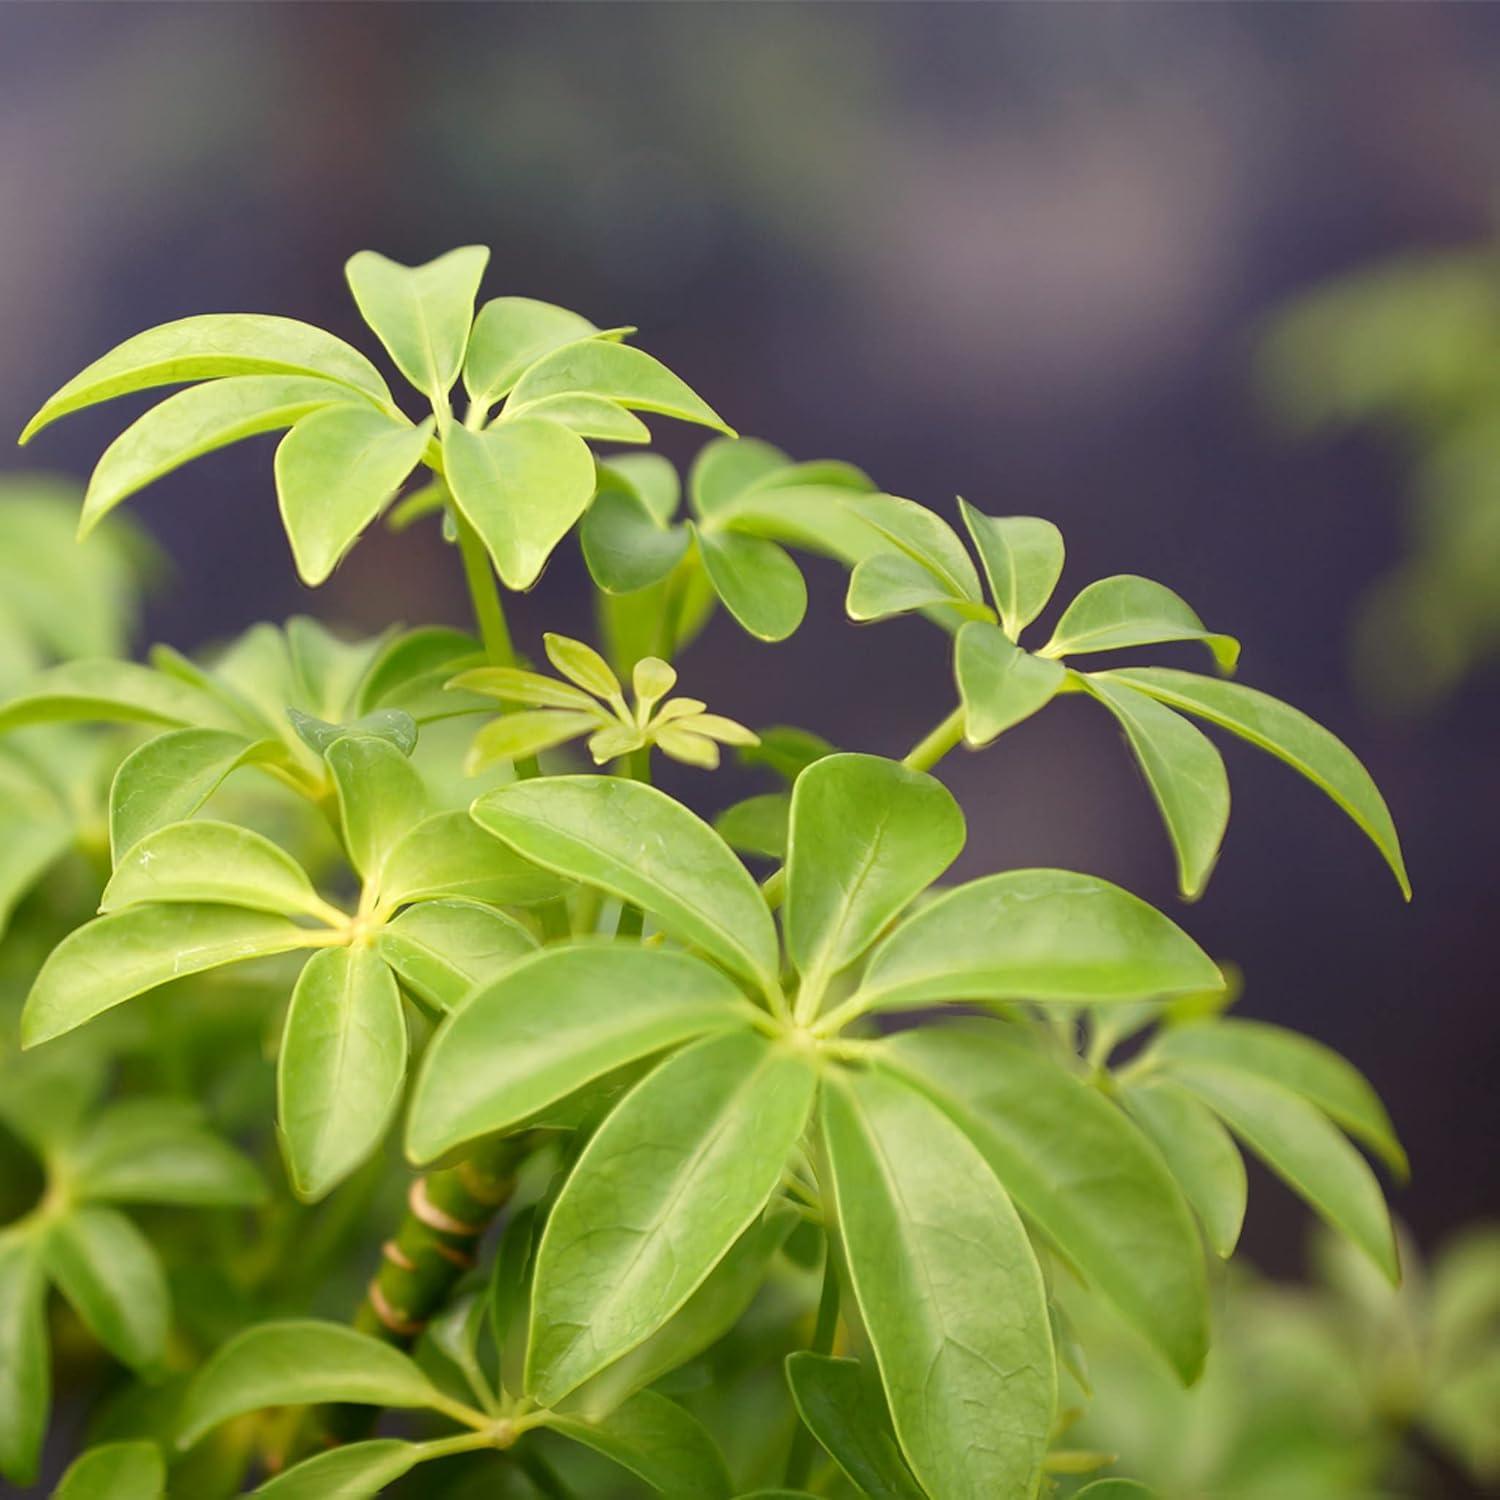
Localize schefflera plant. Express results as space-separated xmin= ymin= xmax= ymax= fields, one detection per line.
xmin=5 ymin=246 xmax=1414 ymax=1499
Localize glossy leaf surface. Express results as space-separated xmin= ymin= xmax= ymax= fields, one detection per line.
xmin=959 ymin=503 xmax=1065 ymax=639
xmin=472 ymin=777 xmax=779 ymax=997
xmin=374 ymin=899 xmax=535 ymax=1012
xmin=545 ymin=1389 xmax=732 ymax=1499
xmin=464 ymin=295 xmax=604 ymax=409
xmin=327 ymin=733 xmax=428 ymax=883
xmin=821 ymin=1065 xmax=1055 ymax=1498
xmin=408 ymin=944 xmax=747 ymax=1160
xmin=44 ymin=1207 xmax=168 ymax=1372
xmin=52 ymin=1441 xmax=165 ymax=1500
xmin=1043 ymin=576 xmax=1239 ymax=672
xmin=251 ymin=1441 xmax=419 ymax=1499
xmin=955 ymin=621 xmax=1066 ymax=745
xmin=278 ymin=946 xmax=407 ymax=1200
xmin=696 ymin=527 xmax=806 ymax=641
xmin=527 ymin=1032 xmax=816 ymax=1405
xmin=379 ymin=809 xmax=565 ymax=908
xmin=784 ymin=1353 xmax=924 ymax=1499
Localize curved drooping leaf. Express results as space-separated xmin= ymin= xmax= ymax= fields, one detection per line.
xmin=378 ymin=809 xmax=565 ymax=909
xmin=465 ymin=709 xmax=602 ymax=771
xmin=689 ymin=438 xmax=790 ymax=518
xmin=508 ymin=340 xmax=733 ymax=435
xmin=80 ymin=375 xmax=351 ymax=534
xmin=786 ymin=755 xmax=964 ymax=1003
xmin=784 ymin=1353 xmax=924 ymax=1500
xmin=374 ymin=899 xmax=535 ymax=1012
xmin=959 ymin=503 xmax=1065 ymax=640
xmin=842 ymin=494 xmax=985 ymax=606
xmin=326 ymin=733 xmax=429 ymax=884
xmin=443 ymin=417 xmax=598 ymax=590
xmin=108 ymin=729 xmax=281 ymax=861
xmin=345 ymin=246 xmax=489 ymax=403
xmin=852 ymin=870 xmax=1223 ymax=1015
xmin=407 ymin=944 xmax=750 ymax=1162
xmin=0 ymin=763 xmax=72 ymax=938
xmin=22 ymin=905 xmax=320 ymax=1048
xmin=1120 ymin=1077 xmax=1247 ymax=1259
xmin=582 ymin=475 xmax=690 ymax=593
xmin=278 ymin=946 xmax=407 ymax=1201
xmin=0 ymin=659 xmax=246 ymax=735
xmin=545 ymin=1388 xmax=733 ymax=1499
xmin=176 ymin=1321 xmax=445 ymax=1447
xmin=568 ymin=1207 xmax=796 ymax=1421
xmin=527 ymin=1032 xmax=816 ymax=1406
xmin=464 ymin=295 xmax=616 ymax=410
xmin=954 ymin=620 xmax=1066 ymax=745
xmin=275 ymin=407 xmax=433 ymax=585
xmin=714 ymin=791 xmax=790 ymax=861
xmin=52 ymin=1441 xmax=165 ymax=1500
xmin=1098 ymin=667 xmax=1410 ymax=898
xmin=1165 ymin=1060 xmax=1399 ymax=1281
xmin=472 ymin=777 xmax=779 ymax=999
xmin=355 ymin=626 xmax=484 ymax=719
xmin=505 ymin=392 xmax=648 ymax=444
xmin=43 ymin=1207 xmax=168 ymax=1373
xmin=99 ymin=820 xmax=336 ymax=922
xmin=1043 ymin=576 xmax=1240 ymax=672
xmin=20 ymin=314 xmax=393 ymax=445
xmin=251 ymin=1440 xmax=421 ymax=1499
xmin=67 ymin=1102 xmax=266 ymax=1208
xmin=1083 ymin=675 xmax=1230 ymax=900
xmin=1153 ymin=1019 xmax=1406 ymax=1176
xmin=820 ymin=1065 xmax=1055 ymax=1498
xmin=284 ymin=615 xmax=389 ymax=722
xmin=695 ymin=527 xmax=807 ymax=642
xmin=846 ymin=552 xmax=960 ymax=622
xmin=0 ymin=1236 xmax=49 ymax=1485
xmin=884 ymin=1025 xmax=1209 ymax=1382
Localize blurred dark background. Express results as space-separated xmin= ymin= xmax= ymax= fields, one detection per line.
xmin=2 ymin=3 xmax=1496 ymax=1275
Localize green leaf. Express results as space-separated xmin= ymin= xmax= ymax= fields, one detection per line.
xmin=378 ymin=810 xmax=566 ymax=909
xmin=449 ymin=666 xmax=599 ymax=713
xmin=356 ymin=626 xmax=483 ymax=719
xmin=109 ymin=729 xmax=281 ymax=861
xmin=21 ymin=314 xmax=393 ymax=444
xmin=820 ymin=1065 xmax=1054 ymax=1498
xmin=688 ymin=437 xmax=790 ymax=518
xmin=581 ymin=476 xmax=690 ymax=594
xmin=954 ymin=620 xmax=1066 ymax=745
xmin=464 ymin=295 xmax=609 ymax=410
xmin=442 ymin=417 xmax=598 ymax=590
xmin=1154 ymin=1019 xmax=1406 ymax=1177
xmin=609 ymin=452 xmax=682 ymax=524
xmin=176 ymin=1321 xmax=445 ymax=1448
xmin=407 ymin=944 xmax=750 ymax=1163
xmin=958 ymin=503 xmax=1065 ymax=640
xmin=714 ymin=792 xmax=790 ymax=861
xmin=1166 ymin=1060 xmax=1399 ymax=1280
xmin=1120 ymin=1077 xmax=1246 ymax=1259
xmin=846 ymin=552 xmax=963 ymax=621
xmin=546 ymin=1389 xmax=732 ymax=1498
xmin=784 ymin=1353 xmax=924 ymax=1500
xmin=472 ymin=777 xmax=779 ymax=999
xmin=1074 ymin=1484 xmax=1158 ymax=1499
xmin=44 ymin=1208 xmax=168 ymax=1372
xmin=465 ymin=709 xmax=601 ymax=771
xmin=786 ymin=754 xmax=963 ymax=1004
xmin=0 ymin=772 xmax=72 ymax=939
xmin=277 ymin=946 xmax=407 ymax=1201
xmin=740 ymin=726 xmax=837 ymax=782
xmin=853 ymin=870 xmax=1223 ymax=1015
xmin=285 ymin=616 xmax=388 ymax=722
xmin=100 ymin=820 xmax=336 ymax=923
xmin=251 ymin=1440 xmax=420 ymax=1499
xmin=22 ymin=905 xmax=319 ymax=1047
xmin=0 ymin=659 xmax=244 ymax=735
xmin=287 ymin=707 xmax=416 ymax=759
xmin=375 ymin=898 xmax=535 ymax=1012
xmin=79 ymin=375 xmax=352 ymax=535
xmin=67 ymin=1101 xmax=266 ymax=1208
xmin=694 ymin=528 xmax=807 ymax=642
xmin=1082 ymin=675 xmax=1230 ymax=900
xmin=544 ymin=632 xmax=622 ymax=702
xmin=841 ymin=494 xmax=985 ymax=605
xmin=512 ymin=392 xmax=650 ymax=444
xmin=527 ymin=1032 xmax=816 ymax=1405
xmin=509 ymin=340 xmax=732 ymax=435
xmin=345 ymin=246 xmax=489 ymax=403
xmin=1100 ymin=666 xmax=1411 ymax=898
xmin=275 ymin=407 xmax=433 ymax=585
xmin=0 ymin=1236 xmax=48 ymax=1486
xmin=53 ymin=1441 xmax=165 ymax=1500
xmin=1042 ymin=576 xmax=1240 ymax=672
xmin=326 ymin=733 xmax=429 ymax=884
xmin=884 ymin=1025 xmax=1209 ymax=1382
xmin=568 ymin=1207 xmax=796 ymax=1420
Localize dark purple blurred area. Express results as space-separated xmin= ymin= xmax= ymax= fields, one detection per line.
xmin=2 ymin=3 xmax=1496 ymax=1269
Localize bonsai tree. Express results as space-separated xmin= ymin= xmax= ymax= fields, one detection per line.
xmin=0 ymin=248 xmax=1410 ymax=1499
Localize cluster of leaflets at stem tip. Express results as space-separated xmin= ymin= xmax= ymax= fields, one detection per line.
xmin=18 ymin=246 xmax=735 ymax=595
xmin=452 ymin=629 xmax=758 ymax=773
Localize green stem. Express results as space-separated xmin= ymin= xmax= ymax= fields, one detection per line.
xmin=455 ymin=511 xmax=517 ymax=669
xmin=784 ymin=1245 xmax=842 ymax=1489
xmin=901 ymin=705 xmax=965 ymax=773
